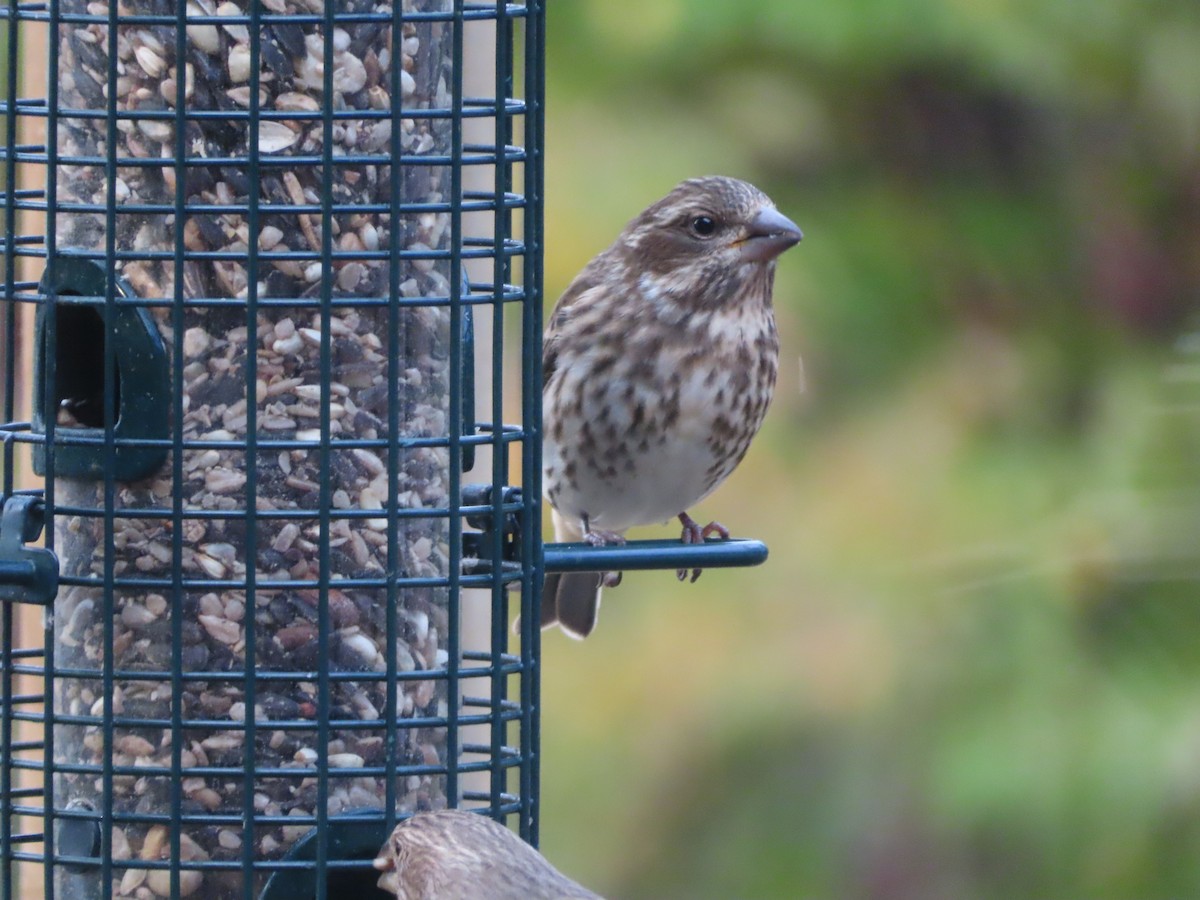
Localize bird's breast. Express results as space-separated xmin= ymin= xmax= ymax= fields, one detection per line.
xmin=543 ymin=301 xmax=779 ymax=532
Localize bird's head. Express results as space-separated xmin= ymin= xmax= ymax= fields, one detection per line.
xmin=616 ymin=175 xmax=802 ymax=310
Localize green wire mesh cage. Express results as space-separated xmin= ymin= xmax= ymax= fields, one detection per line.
xmin=0 ymin=0 xmax=545 ymax=896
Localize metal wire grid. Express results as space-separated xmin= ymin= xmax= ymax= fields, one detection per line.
xmin=0 ymin=0 xmax=544 ymax=896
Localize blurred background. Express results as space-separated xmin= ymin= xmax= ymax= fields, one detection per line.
xmin=533 ymin=1 xmax=1200 ymax=898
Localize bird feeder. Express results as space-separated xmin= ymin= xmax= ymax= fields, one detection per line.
xmin=0 ymin=1 xmax=545 ymax=896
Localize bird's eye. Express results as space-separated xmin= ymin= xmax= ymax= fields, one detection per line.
xmin=688 ymin=215 xmax=717 ymax=238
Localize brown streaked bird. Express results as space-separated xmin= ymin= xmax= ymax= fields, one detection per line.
xmin=373 ymin=809 xmax=604 ymax=900
xmin=541 ymin=175 xmax=802 ymax=639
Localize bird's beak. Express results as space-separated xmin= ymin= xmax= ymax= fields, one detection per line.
xmin=739 ymin=206 xmax=803 ymax=263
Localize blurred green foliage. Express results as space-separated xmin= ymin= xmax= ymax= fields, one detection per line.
xmin=534 ymin=1 xmax=1200 ymax=897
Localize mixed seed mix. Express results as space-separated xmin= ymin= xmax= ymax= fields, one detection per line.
xmin=51 ymin=0 xmax=458 ymax=895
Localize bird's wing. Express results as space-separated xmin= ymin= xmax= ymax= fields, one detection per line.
xmin=542 ymin=265 xmax=606 ymax=387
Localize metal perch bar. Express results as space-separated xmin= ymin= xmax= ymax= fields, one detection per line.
xmin=543 ymin=539 xmax=768 ymax=573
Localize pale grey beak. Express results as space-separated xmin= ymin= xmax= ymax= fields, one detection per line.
xmin=740 ymin=206 xmax=803 ymax=263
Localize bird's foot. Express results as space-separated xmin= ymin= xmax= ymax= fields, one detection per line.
xmin=584 ymin=528 xmax=626 ymax=548
xmin=677 ymin=512 xmax=731 ymax=582
xmin=581 ymin=520 xmax=625 ymax=589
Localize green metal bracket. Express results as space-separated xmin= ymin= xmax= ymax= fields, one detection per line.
xmin=461 ymin=484 xmax=768 ymax=576
xmin=0 ymin=494 xmax=59 ymax=606
xmin=32 ymin=256 xmax=170 ymax=482
xmin=54 ymin=799 xmax=102 ymax=874
xmin=258 ymin=812 xmax=393 ymax=900
xmin=462 ymin=483 xmax=523 ymax=575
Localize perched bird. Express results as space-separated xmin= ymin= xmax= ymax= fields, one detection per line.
xmin=373 ymin=809 xmax=603 ymax=900
xmin=541 ymin=175 xmax=802 ymax=638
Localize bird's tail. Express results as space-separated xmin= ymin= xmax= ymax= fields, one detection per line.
xmin=541 ymin=508 xmax=606 ymax=640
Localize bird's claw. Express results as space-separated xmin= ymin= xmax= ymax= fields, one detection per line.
xmin=580 ymin=522 xmax=625 ymax=590
xmin=676 ymin=513 xmax=731 ymax=583
xmin=584 ymin=529 xmax=625 ymax=548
